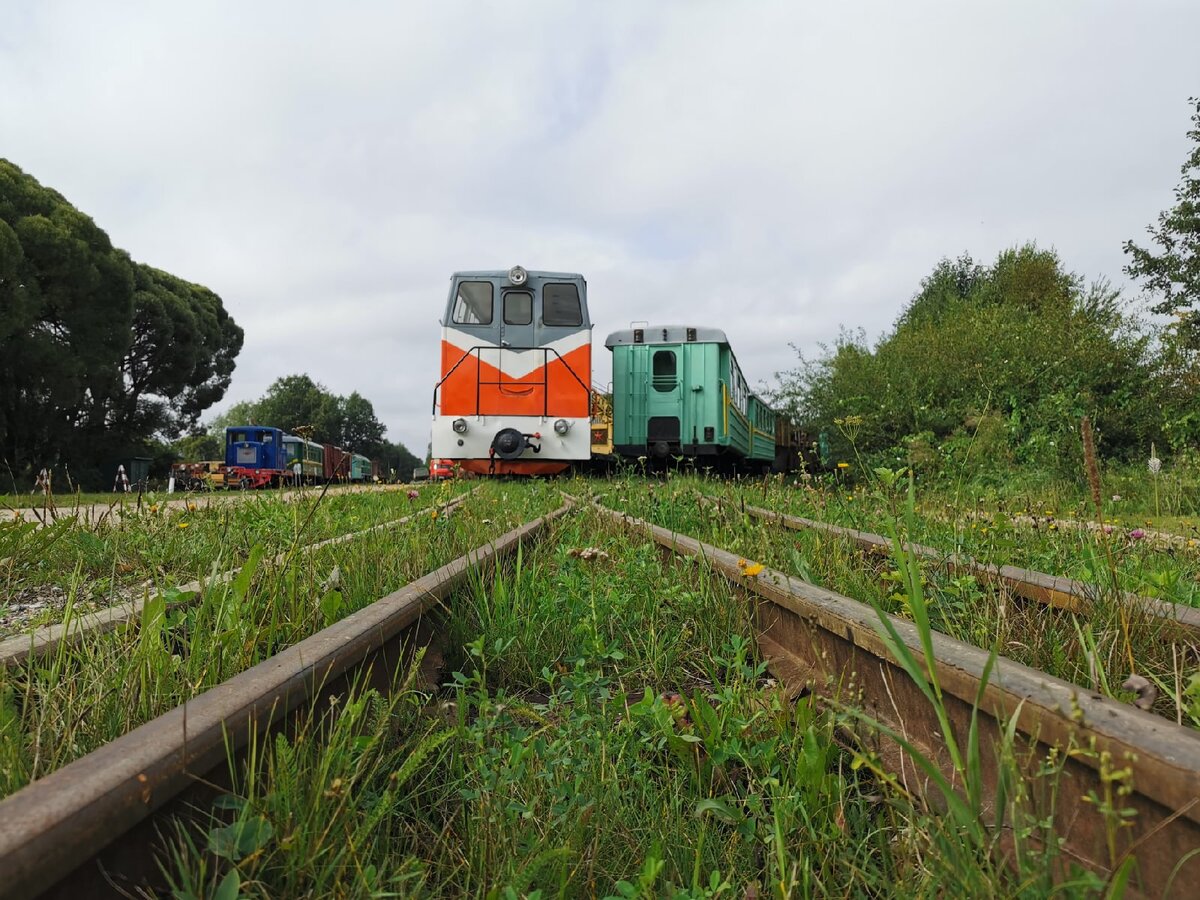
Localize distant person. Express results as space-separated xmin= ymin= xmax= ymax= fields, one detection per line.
xmin=113 ymin=464 xmax=130 ymax=493
xmin=32 ymin=468 xmax=49 ymax=495
xmin=292 ymin=461 xmax=302 ymax=487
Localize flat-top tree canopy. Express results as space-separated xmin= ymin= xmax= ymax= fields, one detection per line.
xmin=0 ymin=160 xmax=243 ymax=483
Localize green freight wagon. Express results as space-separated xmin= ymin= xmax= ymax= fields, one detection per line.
xmin=606 ymin=325 xmax=784 ymax=470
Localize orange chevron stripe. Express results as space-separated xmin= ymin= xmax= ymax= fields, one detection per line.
xmin=438 ymin=342 xmax=591 ymax=417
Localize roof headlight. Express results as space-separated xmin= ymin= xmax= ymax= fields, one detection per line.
xmin=553 ymin=418 xmax=570 ymax=435
xmin=508 ymin=265 xmax=528 ymax=286
xmin=452 ymin=417 xmax=468 ymax=434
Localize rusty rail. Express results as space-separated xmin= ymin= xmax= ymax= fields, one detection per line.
xmin=0 ymin=487 xmax=479 ymax=668
xmin=716 ymin=497 xmax=1200 ymax=639
xmin=0 ymin=503 xmax=570 ymax=900
xmin=596 ymin=502 xmax=1200 ymax=898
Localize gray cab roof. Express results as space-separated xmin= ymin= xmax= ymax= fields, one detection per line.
xmin=452 ymin=269 xmax=586 ymax=282
xmin=605 ymin=325 xmax=729 ymax=348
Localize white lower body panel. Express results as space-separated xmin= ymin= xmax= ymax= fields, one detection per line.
xmin=432 ymin=415 xmax=591 ymax=462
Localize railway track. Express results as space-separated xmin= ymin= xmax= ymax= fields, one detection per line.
xmin=590 ymin=500 xmax=1200 ymax=898
xmin=0 ymin=488 xmax=477 ymax=667
xmin=0 ymin=482 xmax=411 ymax=526
xmin=4 ymin=495 xmax=1200 ymax=896
xmin=0 ymin=503 xmax=570 ymax=899
xmin=715 ymin=496 xmax=1200 ymax=640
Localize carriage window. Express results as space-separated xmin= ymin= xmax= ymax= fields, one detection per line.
xmin=504 ymin=291 xmax=532 ymax=325
xmin=229 ymin=430 xmax=247 ymax=444
xmin=652 ymin=351 xmax=677 ymax=392
xmin=543 ymin=283 xmax=582 ymax=326
xmin=452 ymin=281 xmax=494 ymax=325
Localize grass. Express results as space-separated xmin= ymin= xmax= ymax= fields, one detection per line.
xmin=155 ymin=502 xmax=1111 ymax=898
xmin=0 ymin=481 xmax=561 ymax=798
xmin=591 ymin=473 xmax=1200 ymax=729
xmin=0 ymin=483 xmax=469 ymax=637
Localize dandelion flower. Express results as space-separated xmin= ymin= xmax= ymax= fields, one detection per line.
xmin=743 ymin=562 xmax=765 ymax=577
xmin=178 ymin=522 xmax=189 ymax=529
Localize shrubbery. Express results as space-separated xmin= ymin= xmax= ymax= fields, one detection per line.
xmin=779 ymin=244 xmax=1189 ymax=480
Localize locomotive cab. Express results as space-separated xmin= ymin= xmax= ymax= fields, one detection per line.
xmin=432 ymin=266 xmax=592 ymax=475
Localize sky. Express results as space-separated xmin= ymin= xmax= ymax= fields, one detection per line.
xmin=2 ymin=1 xmax=1198 ymax=455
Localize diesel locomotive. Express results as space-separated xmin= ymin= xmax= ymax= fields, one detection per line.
xmin=431 ymin=266 xmax=593 ymax=475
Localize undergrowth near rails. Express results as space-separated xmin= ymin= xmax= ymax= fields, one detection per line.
xmin=595 ymin=474 xmax=1200 ymax=730
xmin=0 ymin=484 xmax=468 ymax=636
xmin=160 ymin=504 xmax=1110 ymax=898
xmin=0 ymin=482 xmax=558 ymax=798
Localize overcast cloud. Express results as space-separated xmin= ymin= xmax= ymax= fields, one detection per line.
xmin=2 ymin=1 xmax=1198 ymax=454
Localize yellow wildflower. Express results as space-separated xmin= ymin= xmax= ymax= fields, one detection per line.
xmin=178 ymin=522 xmax=189 ymax=529
xmin=743 ymin=562 xmax=765 ymax=577
xmin=187 ymin=502 xmax=197 ymax=511
xmin=148 ymin=504 xmax=159 ymax=513
xmin=837 ymin=462 xmax=850 ymax=469
xmin=737 ymin=558 xmax=748 ymax=568
xmin=430 ymin=509 xmax=439 ymax=519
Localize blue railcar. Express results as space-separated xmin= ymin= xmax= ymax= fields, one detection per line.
xmin=224 ymin=426 xmax=290 ymax=488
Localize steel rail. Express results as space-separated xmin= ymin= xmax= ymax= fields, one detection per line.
xmin=0 ymin=487 xmax=479 ymax=668
xmin=0 ymin=502 xmax=570 ymax=900
xmin=595 ymin=502 xmax=1200 ymax=899
xmin=711 ymin=496 xmax=1200 ymax=639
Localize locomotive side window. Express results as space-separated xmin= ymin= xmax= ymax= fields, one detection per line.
xmin=230 ymin=430 xmax=248 ymax=444
xmin=452 ymin=281 xmax=494 ymax=325
xmin=543 ymin=283 xmax=582 ymax=326
xmin=652 ymin=350 xmax=677 ymax=392
xmin=504 ymin=291 xmax=532 ymax=325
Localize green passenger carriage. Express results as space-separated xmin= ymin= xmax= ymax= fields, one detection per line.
xmin=606 ymin=325 xmax=794 ymax=471
xmin=350 ymin=453 xmax=372 ymax=482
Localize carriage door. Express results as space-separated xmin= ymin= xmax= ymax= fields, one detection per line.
xmin=500 ymin=290 xmax=538 ymax=415
xmin=646 ymin=346 xmax=682 ymax=450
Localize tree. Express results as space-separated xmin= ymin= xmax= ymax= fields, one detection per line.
xmin=253 ymin=375 xmax=342 ymax=440
xmin=1124 ymin=97 xmax=1200 ymax=348
xmin=210 ymin=375 xmax=408 ymax=465
xmin=206 ymin=400 xmax=262 ymax=434
xmin=0 ymin=160 xmax=242 ymax=485
xmin=778 ymin=244 xmax=1155 ymax=474
xmin=173 ymin=431 xmax=222 ymax=461
xmin=339 ymin=391 xmax=386 ymax=452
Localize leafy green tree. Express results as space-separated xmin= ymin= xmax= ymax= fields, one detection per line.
xmin=173 ymin=431 xmax=222 ymax=461
xmin=206 ymin=400 xmax=262 ymax=434
xmin=339 ymin=391 xmax=386 ymax=452
xmin=0 ymin=160 xmax=241 ymax=485
xmin=780 ymin=244 xmax=1155 ymax=476
xmin=254 ymin=375 xmax=339 ymax=439
xmin=1124 ymin=97 xmax=1200 ymax=348
xmin=209 ymin=375 xmax=414 ymax=471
